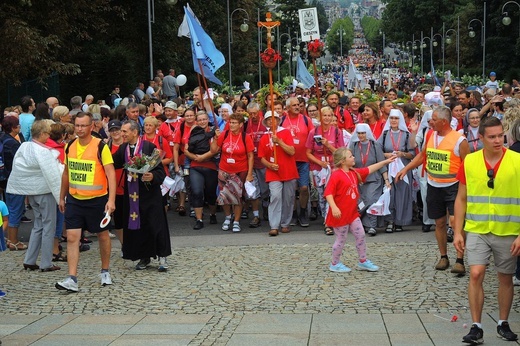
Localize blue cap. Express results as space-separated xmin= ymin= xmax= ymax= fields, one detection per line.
xmin=490 ymin=71 xmax=496 ymax=77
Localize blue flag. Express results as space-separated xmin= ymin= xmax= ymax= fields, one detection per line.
xmin=296 ymin=56 xmax=315 ymax=89
xmin=184 ymin=7 xmax=225 ymax=85
xmin=431 ymin=57 xmax=441 ymax=87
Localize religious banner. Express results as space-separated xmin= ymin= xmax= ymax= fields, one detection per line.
xmin=298 ymin=7 xmax=320 ymax=42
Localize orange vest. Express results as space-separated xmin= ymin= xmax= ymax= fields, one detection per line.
xmin=67 ymin=138 xmax=108 ymax=198
xmin=425 ymin=130 xmax=463 ymax=184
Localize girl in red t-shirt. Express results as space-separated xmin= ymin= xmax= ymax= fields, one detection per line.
xmin=325 ymin=147 xmax=395 ymax=273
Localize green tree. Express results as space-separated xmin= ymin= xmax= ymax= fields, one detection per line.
xmin=326 ymin=18 xmax=354 ymax=56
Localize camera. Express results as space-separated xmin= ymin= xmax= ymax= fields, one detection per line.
xmin=314 ymin=135 xmax=323 ymax=145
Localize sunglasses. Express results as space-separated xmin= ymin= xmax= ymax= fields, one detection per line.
xmin=487 ymin=169 xmax=494 ymax=189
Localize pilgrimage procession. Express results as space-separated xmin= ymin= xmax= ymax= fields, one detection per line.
xmin=2 ymin=0 xmax=520 ymax=345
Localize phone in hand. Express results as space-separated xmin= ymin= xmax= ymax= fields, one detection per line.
xmin=314 ymin=135 xmax=323 ymax=145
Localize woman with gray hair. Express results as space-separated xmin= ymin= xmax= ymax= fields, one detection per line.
xmin=7 ymin=120 xmax=63 ymax=271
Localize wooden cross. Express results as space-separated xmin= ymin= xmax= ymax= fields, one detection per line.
xmin=257 ymin=12 xmax=280 ymax=50
xmin=130 ymin=212 xmax=139 ymax=221
xmin=129 ymin=192 xmax=139 ymax=202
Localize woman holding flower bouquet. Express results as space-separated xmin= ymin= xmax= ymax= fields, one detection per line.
xmin=113 ymin=120 xmax=172 ymax=272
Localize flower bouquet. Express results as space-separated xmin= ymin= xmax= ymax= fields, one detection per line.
xmin=124 ymin=148 xmax=164 ymax=174
xmin=307 ymin=39 xmax=325 ymax=59
xmin=260 ymin=48 xmax=282 ymax=69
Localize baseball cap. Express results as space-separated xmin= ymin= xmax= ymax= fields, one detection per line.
xmin=490 ymin=71 xmax=496 ymax=77
xmin=108 ymin=119 xmax=122 ymax=130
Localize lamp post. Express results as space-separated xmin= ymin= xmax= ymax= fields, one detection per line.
xmin=279 ymin=30 xmax=291 ymax=82
xmin=502 ymin=1 xmax=520 ymax=35
xmin=337 ymin=26 xmax=346 ymax=57
xmin=227 ymin=0 xmax=249 ymax=90
xmin=445 ymin=23 xmax=460 ymax=79
xmin=419 ymin=31 xmax=432 ymax=76
xmin=468 ymin=2 xmax=486 ymax=83
xmin=147 ymin=0 xmax=177 ymax=81
xmin=379 ymin=29 xmax=385 ymax=86
xmin=406 ymin=40 xmax=413 ymax=70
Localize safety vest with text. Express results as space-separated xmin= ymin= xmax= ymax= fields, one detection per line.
xmin=66 ymin=137 xmax=108 ymax=198
xmin=464 ymin=149 xmax=520 ymax=236
xmin=426 ymin=130 xmax=462 ymax=184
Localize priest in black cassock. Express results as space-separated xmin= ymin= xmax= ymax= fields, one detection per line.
xmin=112 ymin=120 xmax=172 ymax=272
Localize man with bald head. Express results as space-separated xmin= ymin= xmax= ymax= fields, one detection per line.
xmin=82 ymin=95 xmax=94 ymax=112
xmin=46 ymin=97 xmax=59 ymax=110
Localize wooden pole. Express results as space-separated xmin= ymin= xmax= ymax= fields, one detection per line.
xmin=196 ymin=60 xmax=217 ymax=126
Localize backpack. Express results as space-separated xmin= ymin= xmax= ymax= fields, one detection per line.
xmin=65 ymin=137 xmax=106 ymax=166
xmin=222 ymin=129 xmax=247 ymax=149
xmin=188 ymin=127 xmax=215 ymax=155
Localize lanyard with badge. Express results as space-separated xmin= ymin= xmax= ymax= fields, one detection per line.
xmin=226 ymin=132 xmax=242 ymax=164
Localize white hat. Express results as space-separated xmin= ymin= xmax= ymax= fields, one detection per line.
xmin=296 ymin=83 xmax=305 ymax=89
xmin=165 ymin=101 xmax=178 ymax=110
xmin=262 ymin=111 xmax=280 ymax=127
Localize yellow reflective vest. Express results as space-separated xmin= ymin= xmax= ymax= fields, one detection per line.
xmin=464 ymin=149 xmax=520 ymax=236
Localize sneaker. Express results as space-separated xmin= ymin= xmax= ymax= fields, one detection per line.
xmin=422 ymin=224 xmax=432 ymax=232
xmin=447 ymin=227 xmax=454 ymax=243
xmin=298 ymin=208 xmax=309 ymax=227
xmin=55 ymin=277 xmax=79 ymax=293
xmin=241 ymin=210 xmax=248 ymax=219
xmin=357 ymin=259 xmax=379 ymax=272
xmin=249 ymin=216 xmax=261 ymax=228
xmin=108 ymin=232 xmax=116 ymax=238
xmin=329 ymin=262 xmax=351 ymax=273
xmin=189 ymin=210 xmax=195 ymax=218
xmin=435 ymin=257 xmax=450 ymax=270
xmin=497 ymin=321 xmax=518 ymax=341
xmin=367 ymin=228 xmax=377 ymax=236
xmin=514 ymin=276 xmax=520 ymax=286
xmin=232 ymin=222 xmax=241 ymax=233
xmin=0 ymin=290 xmax=5 ymax=298
xmin=463 ymin=324 xmax=483 ymax=344
xmin=209 ymin=214 xmax=217 ymax=224
xmin=193 ymin=220 xmax=204 ymax=230
xmin=135 ymin=258 xmax=151 ymax=270
xmin=222 ymin=219 xmax=231 ymax=231
xmin=158 ymin=257 xmax=169 ymax=272
xmin=290 ymin=211 xmax=298 ymax=226
xmin=451 ymin=262 xmax=466 ymax=275
xmin=100 ymin=272 xmax=112 ymax=286
xmin=21 ymin=216 xmax=32 ymax=223
xmin=79 ymin=244 xmax=90 ymax=252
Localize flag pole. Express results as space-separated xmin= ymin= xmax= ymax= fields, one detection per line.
xmin=258 ymin=12 xmax=280 ymax=163
xmin=197 ymin=60 xmax=217 ymax=126
xmin=308 ymin=37 xmax=324 ymax=139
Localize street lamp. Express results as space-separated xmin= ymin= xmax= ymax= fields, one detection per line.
xmin=419 ymin=31 xmax=432 ymax=76
xmin=502 ymin=1 xmax=520 ymax=35
xmin=147 ymin=0 xmax=177 ymax=81
xmin=337 ymin=27 xmax=346 ymax=57
xmin=468 ymin=2 xmax=486 ymax=83
xmin=379 ymin=29 xmax=385 ymax=86
xmin=227 ymin=0 xmax=249 ymax=89
xmin=278 ymin=30 xmax=292 ymax=82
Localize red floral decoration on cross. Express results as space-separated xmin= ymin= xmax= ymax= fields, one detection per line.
xmin=260 ymin=48 xmax=282 ymax=69
xmin=307 ymin=39 xmax=325 ymax=59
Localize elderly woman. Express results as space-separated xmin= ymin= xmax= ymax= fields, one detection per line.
xmin=349 ymin=123 xmax=390 ymax=236
xmin=217 ymin=103 xmax=232 ymax=130
xmin=305 ymin=106 xmax=344 ymax=235
xmin=211 ymin=113 xmax=254 ymax=233
xmin=185 ymin=111 xmax=218 ymax=229
xmin=459 ymin=108 xmax=483 ymax=153
xmin=378 ymin=109 xmax=415 ymax=232
xmin=7 ymin=120 xmax=63 ymax=271
xmin=142 ymin=116 xmax=173 ymax=177
xmin=52 ymin=106 xmax=72 ymax=124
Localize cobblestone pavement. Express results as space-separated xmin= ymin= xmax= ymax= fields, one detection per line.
xmin=1 ymin=209 xmax=520 ymax=345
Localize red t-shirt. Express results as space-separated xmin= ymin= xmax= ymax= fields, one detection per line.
xmin=173 ymin=122 xmax=193 ymax=165
xmin=368 ymin=119 xmax=386 ymax=140
xmin=245 ymin=118 xmax=268 ymax=169
xmin=334 ymin=107 xmax=355 ymax=133
xmin=305 ymin=126 xmax=345 ymax=171
xmin=217 ymin=130 xmax=254 ymax=174
xmin=456 ymin=148 xmax=506 ymax=185
xmin=280 ymin=113 xmax=314 ymax=162
xmin=258 ymin=128 xmax=299 ymax=182
xmin=324 ymin=167 xmax=369 ymax=226
xmin=158 ymin=119 xmax=181 ymax=147
xmin=109 ymin=142 xmax=124 ymax=195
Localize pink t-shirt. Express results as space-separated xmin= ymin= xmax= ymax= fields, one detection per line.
xmin=305 ymin=126 xmax=345 ymax=171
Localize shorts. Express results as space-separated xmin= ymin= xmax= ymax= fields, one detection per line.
xmin=426 ymin=183 xmax=458 ymax=220
xmin=465 ymin=232 xmax=517 ymax=274
xmin=6 ymin=193 xmax=25 ymax=228
xmin=64 ymin=194 xmax=109 ymax=233
xmin=296 ymin=162 xmax=310 ymax=188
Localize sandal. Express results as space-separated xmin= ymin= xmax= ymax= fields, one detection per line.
xmin=324 ymin=226 xmax=334 ymax=236
xmin=52 ymin=252 xmax=68 ymax=262
xmin=8 ymin=241 xmax=28 ymax=251
xmin=176 ymin=205 xmax=186 ymax=216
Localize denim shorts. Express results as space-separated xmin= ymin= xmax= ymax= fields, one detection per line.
xmin=296 ymin=162 xmax=310 ymax=188
xmin=6 ymin=193 xmax=25 ymax=228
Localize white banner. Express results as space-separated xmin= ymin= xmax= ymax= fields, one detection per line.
xmin=298 ymin=8 xmax=320 ymax=42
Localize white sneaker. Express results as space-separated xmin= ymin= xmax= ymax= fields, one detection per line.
xmin=514 ymin=277 xmax=520 ymax=286
xmin=101 ymin=272 xmax=112 ymax=286
xmin=222 ymin=219 xmax=231 ymax=231
xmin=158 ymin=257 xmax=169 ymax=272
xmin=55 ymin=277 xmax=79 ymax=292
xmin=108 ymin=232 xmax=116 ymax=238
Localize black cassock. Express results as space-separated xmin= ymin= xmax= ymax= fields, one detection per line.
xmin=113 ymin=141 xmax=172 ymax=261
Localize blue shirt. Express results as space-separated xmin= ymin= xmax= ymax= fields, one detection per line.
xmin=19 ymin=113 xmax=35 ymax=141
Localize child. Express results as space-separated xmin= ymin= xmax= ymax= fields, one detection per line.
xmin=325 ymin=147 xmax=395 ymax=273
xmin=0 ymin=199 xmax=8 ymax=298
